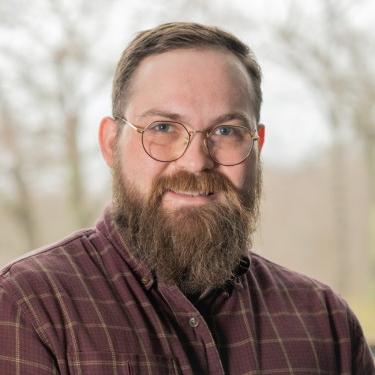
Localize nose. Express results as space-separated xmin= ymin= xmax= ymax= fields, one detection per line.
xmin=174 ymin=131 xmax=215 ymax=173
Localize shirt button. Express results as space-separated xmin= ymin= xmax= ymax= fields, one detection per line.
xmin=141 ymin=276 xmax=150 ymax=285
xmin=189 ymin=317 xmax=199 ymax=328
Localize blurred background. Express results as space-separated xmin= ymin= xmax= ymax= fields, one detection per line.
xmin=0 ymin=0 xmax=374 ymax=349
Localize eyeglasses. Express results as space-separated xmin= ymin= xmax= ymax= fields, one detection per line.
xmin=114 ymin=117 xmax=259 ymax=166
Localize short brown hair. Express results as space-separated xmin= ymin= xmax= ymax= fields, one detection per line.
xmin=112 ymin=22 xmax=262 ymax=122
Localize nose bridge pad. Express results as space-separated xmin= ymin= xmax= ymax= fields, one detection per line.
xmin=188 ymin=130 xmax=209 ymax=155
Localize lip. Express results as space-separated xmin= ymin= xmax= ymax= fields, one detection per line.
xmin=162 ymin=190 xmax=220 ymax=207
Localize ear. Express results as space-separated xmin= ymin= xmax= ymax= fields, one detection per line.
xmin=98 ymin=116 xmax=118 ymax=167
xmin=257 ymin=123 xmax=265 ymax=152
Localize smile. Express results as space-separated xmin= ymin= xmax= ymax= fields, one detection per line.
xmin=171 ymin=190 xmax=214 ymax=197
xmin=162 ymin=190 xmax=220 ymax=208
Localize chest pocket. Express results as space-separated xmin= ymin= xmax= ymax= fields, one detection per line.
xmin=67 ymin=351 xmax=179 ymax=375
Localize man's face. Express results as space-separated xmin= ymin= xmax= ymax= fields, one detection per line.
xmin=111 ymin=48 xmax=259 ymax=208
xmin=99 ymin=48 xmax=264 ymax=292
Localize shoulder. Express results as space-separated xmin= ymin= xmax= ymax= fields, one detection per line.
xmin=248 ymin=253 xmax=375 ymax=371
xmin=248 ymin=253 xmax=371 ymax=348
xmin=0 ymin=228 xmax=98 ymax=298
xmin=250 ymin=252 xmax=335 ymax=291
xmin=249 ymin=252 xmax=349 ymax=313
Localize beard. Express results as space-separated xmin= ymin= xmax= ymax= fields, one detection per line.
xmin=111 ymin=152 xmax=262 ymax=294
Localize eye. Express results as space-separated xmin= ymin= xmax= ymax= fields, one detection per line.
xmin=149 ymin=122 xmax=175 ymax=133
xmin=214 ymin=126 xmax=234 ymax=136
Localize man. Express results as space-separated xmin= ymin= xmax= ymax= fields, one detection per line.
xmin=0 ymin=22 xmax=373 ymax=374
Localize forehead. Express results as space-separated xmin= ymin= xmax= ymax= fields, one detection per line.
xmin=125 ymin=48 xmax=254 ymax=121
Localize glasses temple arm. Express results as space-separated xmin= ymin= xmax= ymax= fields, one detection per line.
xmin=114 ymin=117 xmax=144 ymax=134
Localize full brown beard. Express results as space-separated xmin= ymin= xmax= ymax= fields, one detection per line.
xmin=112 ymin=152 xmax=262 ymax=294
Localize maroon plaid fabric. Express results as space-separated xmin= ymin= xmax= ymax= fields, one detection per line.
xmin=1 ymin=208 xmax=374 ymax=374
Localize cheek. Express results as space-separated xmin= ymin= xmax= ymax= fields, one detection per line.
xmin=119 ymin=134 xmax=167 ymax=196
xmin=218 ymin=158 xmax=255 ymax=190
xmin=218 ymin=166 xmax=247 ymax=189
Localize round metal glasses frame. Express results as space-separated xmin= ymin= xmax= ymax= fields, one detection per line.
xmin=114 ymin=116 xmax=259 ymax=166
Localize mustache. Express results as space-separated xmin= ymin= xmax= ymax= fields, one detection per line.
xmin=150 ymin=170 xmax=238 ymax=200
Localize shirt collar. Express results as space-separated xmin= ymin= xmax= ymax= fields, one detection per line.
xmin=223 ymin=255 xmax=251 ymax=295
xmin=96 ymin=206 xmax=155 ymax=290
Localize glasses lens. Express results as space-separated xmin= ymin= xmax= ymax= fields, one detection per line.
xmin=142 ymin=121 xmax=188 ymax=162
xmin=207 ymin=125 xmax=254 ymax=165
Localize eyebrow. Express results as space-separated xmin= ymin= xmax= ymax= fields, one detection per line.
xmin=138 ymin=109 xmax=253 ymax=128
xmin=138 ymin=109 xmax=183 ymax=121
xmin=212 ymin=112 xmax=252 ymax=127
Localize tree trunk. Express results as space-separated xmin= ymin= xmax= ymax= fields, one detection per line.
xmin=65 ymin=114 xmax=89 ymax=227
xmin=0 ymin=107 xmax=38 ymax=249
xmin=10 ymin=161 xmax=38 ymax=249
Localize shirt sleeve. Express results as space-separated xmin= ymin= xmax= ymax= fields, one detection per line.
xmin=0 ymin=285 xmax=58 ymax=374
xmin=347 ymin=305 xmax=375 ymax=374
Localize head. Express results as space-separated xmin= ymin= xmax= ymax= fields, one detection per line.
xmin=99 ymin=22 xmax=265 ymax=293
xmin=112 ymin=22 xmax=263 ymax=124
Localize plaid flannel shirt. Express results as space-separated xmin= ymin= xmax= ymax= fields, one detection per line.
xmin=1 ymin=208 xmax=374 ymax=374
